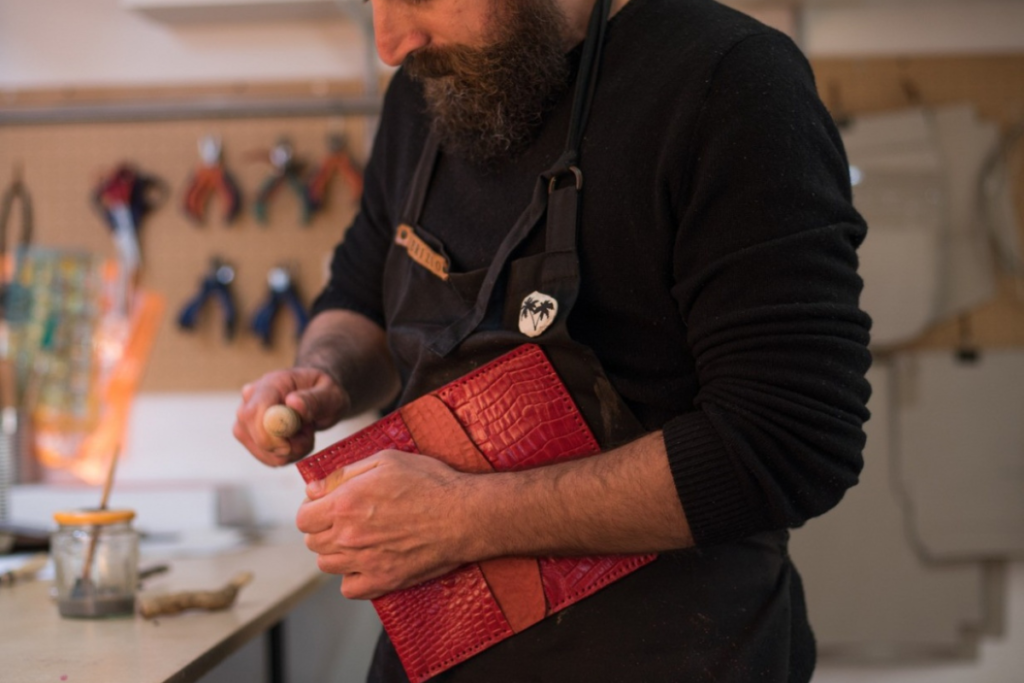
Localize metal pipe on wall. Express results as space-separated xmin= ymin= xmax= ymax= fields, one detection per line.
xmin=0 ymin=95 xmax=382 ymax=126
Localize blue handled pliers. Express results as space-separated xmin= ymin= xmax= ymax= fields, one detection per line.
xmin=250 ymin=267 xmax=308 ymax=348
xmin=177 ymin=258 xmax=238 ymax=341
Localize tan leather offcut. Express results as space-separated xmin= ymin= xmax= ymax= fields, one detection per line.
xmin=395 ymin=224 xmax=450 ymax=281
xmin=399 ymin=395 xmax=548 ymax=632
xmin=400 ymin=395 xmax=492 ymax=474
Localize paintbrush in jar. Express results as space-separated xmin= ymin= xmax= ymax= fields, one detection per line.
xmin=71 ymin=447 xmax=121 ymax=600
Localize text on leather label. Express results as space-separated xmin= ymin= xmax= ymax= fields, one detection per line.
xmin=395 ymin=224 xmax=450 ymax=281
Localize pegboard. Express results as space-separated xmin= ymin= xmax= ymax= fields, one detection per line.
xmin=812 ymin=54 xmax=1024 ymax=352
xmin=0 ymin=83 xmax=370 ymax=392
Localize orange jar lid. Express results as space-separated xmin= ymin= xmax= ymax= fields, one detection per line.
xmin=53 ymin=509 xmax=136 ymax=526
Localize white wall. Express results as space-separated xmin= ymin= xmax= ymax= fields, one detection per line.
xmin=804 ymin=0 xmax=1024 ymax=56
xmin=0 ymin=0 xmax=370 ymax=89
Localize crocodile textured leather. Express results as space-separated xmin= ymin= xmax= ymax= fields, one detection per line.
xmin=297 ymin=344 xmax=657 ymax=683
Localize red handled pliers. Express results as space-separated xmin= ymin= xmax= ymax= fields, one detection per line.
xmin=306 ymin=134 xmax=363 ymax=214
xmin=183 ymin=136 xmax=241 ymax=225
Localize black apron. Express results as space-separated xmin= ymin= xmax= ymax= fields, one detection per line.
xmin=369 ymin=1 xmax=814 ymax=679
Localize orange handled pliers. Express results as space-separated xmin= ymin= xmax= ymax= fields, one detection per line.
xmin=183 ymin=136 xmax=241 ymax=225
xmin=306 ymin=134 xmax=363 ymax=214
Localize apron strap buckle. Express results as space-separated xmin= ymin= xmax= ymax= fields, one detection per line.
xmin=548 ymin=166 xmax=583 ymax=194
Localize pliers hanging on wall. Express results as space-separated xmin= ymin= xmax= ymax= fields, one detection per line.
xmin=93 ymin=164 xmax=167 ymax=315
xmin=0 ymin=164 xmax=34 ymax=324
xmin=0 ymin=165 xmax=33 ymax=267
xmin=253 ymin=139 xmax=313 ymax=226
xmin=93 ymin=164 xmax=167 ymax=273
xmin=183 ymin=136 xmax=242 ymax=225
xmin=177 ymin=257 xmax=238 ymax=341
xmin=249 ymin=266 xmax=309 ymax=348
xmin=306 ymin=134 xmax=364 ymax=214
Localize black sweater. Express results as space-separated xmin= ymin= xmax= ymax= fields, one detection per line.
xmin=314 ymin=0 xmax=872 ymax=548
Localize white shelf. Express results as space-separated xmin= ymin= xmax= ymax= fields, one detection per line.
xmin=123 ymin=0 xmax=354 ymax=24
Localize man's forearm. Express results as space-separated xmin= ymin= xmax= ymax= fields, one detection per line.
xmin=296 ymin=309 xmax=401 ymax=419
xmin=461 ymin=431 xmax=694 ymax=559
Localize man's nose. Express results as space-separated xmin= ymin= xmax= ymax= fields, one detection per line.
xmin=372 ymin=3 xmax=430 ymax=67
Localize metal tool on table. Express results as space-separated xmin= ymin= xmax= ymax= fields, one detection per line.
xmin=177 ymin=257 xmax=238 ymax=341
xmin=249 ymin=266 xmax=309 ymax=348
xmin=253 ymin=139 xmax=313 ymax=226
xmin=93 ymin=164 xmax=167 ymax=314
xmin=0 ymin=166 xmax=34 ymax=548
xmin=306 ymin=133 xmax=364 ymax=214
xmin=183 ymin=136 xmax=242 ymax=226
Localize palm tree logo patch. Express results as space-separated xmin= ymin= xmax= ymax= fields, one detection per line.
xmin=519 ymin=291 xmax=558 ymax=338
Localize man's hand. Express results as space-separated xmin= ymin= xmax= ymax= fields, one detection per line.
xmin=296 ymin=451 xmax=474 ymax=599
xmin=232 ymin=310 xmax=400 ymax=468
xmin=295 ymin=432 xmax=694 ymax=600
xmin=233 ymin=367 xmax=348 ymax=467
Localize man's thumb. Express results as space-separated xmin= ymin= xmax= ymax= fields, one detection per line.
xmin=305 ymin=478 xmax=326 ymax=499
xmin=293 ymin=379 xmax=347 ymax=429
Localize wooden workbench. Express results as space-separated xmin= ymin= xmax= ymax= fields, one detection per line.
xmin=0 ymin=528 xmax=327 ymax=683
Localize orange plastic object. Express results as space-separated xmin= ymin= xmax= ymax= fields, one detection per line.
xmin=53 ymin=508 xmax=135 ymax=526
xmin=35 ymin=291 xmax=164 ymax=484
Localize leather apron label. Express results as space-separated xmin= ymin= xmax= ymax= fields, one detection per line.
xmin=395 ymin=224 xmax=450 ymax=281
xmin=519 ymin=291 xmax=558 ymax=338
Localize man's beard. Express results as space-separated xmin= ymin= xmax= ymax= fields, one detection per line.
xmin=404 ymin=0 xmax=571 ymax=167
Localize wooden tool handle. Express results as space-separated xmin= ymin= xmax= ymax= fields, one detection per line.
xmin=0 ymin=357 xmax=17 ymax=414
xmin=263 ymin=404 xmax=301 ymax=438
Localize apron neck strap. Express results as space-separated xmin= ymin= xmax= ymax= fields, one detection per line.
xmin=562 ymin=0 xmax=612 ymax=166
xmin=423 ymin=0 xmax=613 ymax=357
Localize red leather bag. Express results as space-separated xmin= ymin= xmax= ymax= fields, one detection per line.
xmin=297 ymin=344 xmax=656 ymax=682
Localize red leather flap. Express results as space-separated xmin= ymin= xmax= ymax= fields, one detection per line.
xmin=375 ymin=563 xmax=513 ymax=682
xmin=541 ymin=554 xmax=656 ymax=613
xmin=297 ymin=411 xmax=418 ymax=483
xmin=434 ymin=345 xmax=601 ymax=471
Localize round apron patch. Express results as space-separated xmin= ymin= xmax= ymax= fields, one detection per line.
xmin=519 ymin=291 xmax=558 ymax=338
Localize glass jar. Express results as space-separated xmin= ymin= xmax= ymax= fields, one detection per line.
xmin=51 ymin=508 xmax=139 ymax=618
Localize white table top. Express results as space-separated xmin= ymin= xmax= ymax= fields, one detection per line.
xmin=0 ymin=527 xmax=327 ymax=683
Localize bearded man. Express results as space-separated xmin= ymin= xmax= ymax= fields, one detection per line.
xmin=233 ymin=0 xmax=873 ymax=680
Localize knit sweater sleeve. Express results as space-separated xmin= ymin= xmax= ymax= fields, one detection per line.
xmin=309 ymin=160 xmax=391 ymax=327
xmin=309 ymin=75 xmax=417 ymax=327
xmin=663 ymin=32 xmax=872 ymax=546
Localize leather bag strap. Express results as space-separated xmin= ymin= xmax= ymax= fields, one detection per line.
xmin=399 ymin=396 xmax=548 ymax=632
